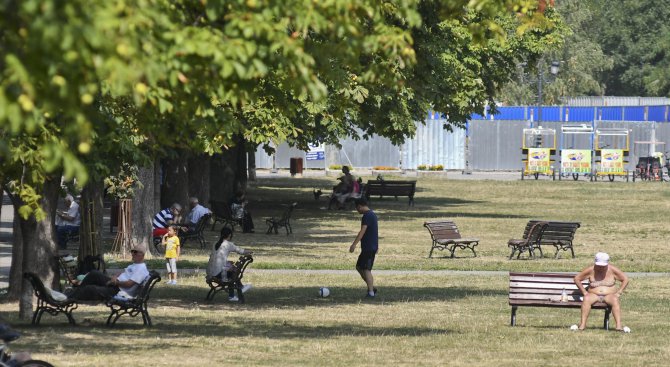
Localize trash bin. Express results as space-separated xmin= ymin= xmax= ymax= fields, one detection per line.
xmin=290 ymin=157 xmax=304 ymax=177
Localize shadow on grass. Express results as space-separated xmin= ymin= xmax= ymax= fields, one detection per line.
xmin=150 ymin=284 xmax=507 ymax=310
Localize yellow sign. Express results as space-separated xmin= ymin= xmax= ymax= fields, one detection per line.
xmin=561 ymin=149 xmax=592 ymax=174
xmin=600 ymin=149 xmax=624 ymax=173
xmin=528 ymin=148 xmax=551 ymax=173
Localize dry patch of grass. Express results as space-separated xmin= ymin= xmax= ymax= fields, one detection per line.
xmin=3 ymin=272 xmax=670 ymax=366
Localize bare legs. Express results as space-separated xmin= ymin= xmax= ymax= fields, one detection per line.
xmin=356 ymin=267 xmax=375 ymax=294
xmin=579 ymin=293 xmax=622 ymax=330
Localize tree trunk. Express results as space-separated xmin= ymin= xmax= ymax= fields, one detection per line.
xmin=15 ymin=177 xmax=60 ymax=319
xmin=132 ymin=162 xmax=155 ymax=256
xmin=188 ymin=155 xmax=210 ymax=205
xmin=6 ymin=190 xmax=22 ymax=300
xmin=79 ymin=178 xmax=104 ymax=260
xmin=210 ymin=151 xmax=237 ymax=203
xmin=247 ymin=148 xmax=257 ymax=182
xmin=161 ymin=153 xmax=189 ymax=212
xmin=235 ymin=136 xmax=248 ymax=191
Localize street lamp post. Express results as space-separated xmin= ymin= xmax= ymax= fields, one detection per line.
xmin=536 ymin=60 xmax=561 ymax=128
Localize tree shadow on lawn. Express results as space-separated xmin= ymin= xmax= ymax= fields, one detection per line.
xmin=17 ymin=319 xmax=454 ymax=353
xmin=152 ymin=284 xmax=508 ymax=310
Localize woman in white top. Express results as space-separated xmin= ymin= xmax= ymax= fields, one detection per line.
xmin=206 ymin=227 xmax=253 ymax=301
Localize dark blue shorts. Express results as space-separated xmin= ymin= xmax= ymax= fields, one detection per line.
xmin=356 ymin=250 xmax=377 ymax=271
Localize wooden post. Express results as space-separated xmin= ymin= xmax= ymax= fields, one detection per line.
xmin=111 ymin=198 xmax=133 ymax=258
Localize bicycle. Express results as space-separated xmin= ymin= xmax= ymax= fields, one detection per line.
xmin=0 ymin=324 xmax=53 ymax=367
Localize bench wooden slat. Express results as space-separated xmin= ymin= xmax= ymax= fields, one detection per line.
xmin=509 ymin=271 xmax=611 ymax=329
xmin=424 ymin=220 xmax=479 ymax=258
xmin=365 ymin=180 xmax=416 ymax=206
xmin=510 ymin=220 xmax=580 ymax=259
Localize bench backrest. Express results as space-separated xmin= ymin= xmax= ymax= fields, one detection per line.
xmin=520 ymin=220 xmax=580 ymax=240
xmin=57 ymin=256 xmax=79 ymax=287
xmin=278 ymin=202 xmax=297 ymax=223
xmin=529 ymin=220 xmax=580 ymax=243
xmin=231 ymin=255 xmax=254 ymax=282
xmin=423 ymin=220 xmax=462 ymax=240
xmin=194 ymin=213 xmax=212 ymax=233
xmin=509 ymin=272 xmax=608 ymax=308
xmin=365 ymin=180 xmax=416 ymax=195
xmin=131 ymin=271 xmax=161 ymax=306
xmin=209 ymin=200 xmax=233 ymax=220
xmin=24 ymin=272 xmax=64 ymax=304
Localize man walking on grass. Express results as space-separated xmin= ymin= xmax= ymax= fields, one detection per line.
xmin=349 ymin=198 xmax=378 ymax=298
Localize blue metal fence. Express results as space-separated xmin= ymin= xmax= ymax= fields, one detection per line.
xmin=473 ymin=105 xmax=670 ymax=122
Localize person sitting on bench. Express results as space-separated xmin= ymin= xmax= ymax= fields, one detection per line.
xmin=55 ymin=194 xmax=81 ymax=250
xmin=68 ymin=246 xmax=149 ymax=301
xmin=330 ymin=166 xmax=355 ymax=209
xmin=573 ymin=252 xmax=629 ymax=331
xmin=206 ymin=227 xmax=253 ymax=302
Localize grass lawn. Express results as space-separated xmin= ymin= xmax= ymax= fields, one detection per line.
xmin=2 ymin=272 xmax=669 ymax=366
xmin=125 ymin=174 xmax=670 ymax=273
xmin=3 ymin=174 xmax=670 ymax=366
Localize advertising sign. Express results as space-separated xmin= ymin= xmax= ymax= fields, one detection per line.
xmin=561 ymin=149 xmax=592 ymax=174
xmin=306 ymin=143 xmax=325 ymax=161
xmin=527 ymin=148 xmax=551 ymax=173
xmin=599 ymin=149 xmax=625 ymax=174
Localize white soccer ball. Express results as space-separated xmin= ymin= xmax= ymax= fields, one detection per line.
xmin=570 ymin=324 xmax=579 ymax=331
xmin=623 ymin=326 xmax=631 ymax=333
xmin=319 ymin=287 xmax=330 ymax=298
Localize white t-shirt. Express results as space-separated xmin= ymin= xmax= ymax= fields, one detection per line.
xmin=62 ymin=201 xmax=81 ymax=226
xmin=117 ymin=262 xmax=150 ymax=298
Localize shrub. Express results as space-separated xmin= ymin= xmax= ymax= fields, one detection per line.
xmin=417 ymin=164 xmax=428 ymax=170
xmin=329 ymin=164 xmax=343 ymax=170
xmin=430 ymin=164 xmax=444 ymax=171
xmin=373 ymin=166 xmax=398 ymax=170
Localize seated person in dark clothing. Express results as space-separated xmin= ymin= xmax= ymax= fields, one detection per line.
xmin=231 ymin=190 xmax=255 ymax=233
xmin=67 ymin=246 xmax=149 ymax=301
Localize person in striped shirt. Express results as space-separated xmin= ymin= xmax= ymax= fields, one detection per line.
xmin=152 ymin=203 xmax=182 ymax=237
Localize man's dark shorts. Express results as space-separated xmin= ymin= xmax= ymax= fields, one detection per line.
xmin=356 ymin=250 xmax=377 ymax=271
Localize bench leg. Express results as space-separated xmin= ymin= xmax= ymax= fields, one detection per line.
xmin=142 ymin=309 xmax=152 ymax=326
xmin=32 ymin=309 xmax=42 ymax=325
xmin=428 ymin=245 xmax=435 ymax=258
xmin=470 ymin=244 xmax=477 ymax=258
xmin=603 ymin=308 xmax=611 ymax=330
xmin=511 ymin=306 xmax=518 ymax=326
xmin=508 ymin=248 xmax=516 ymax=260
xmin=449 ymin=246 xmax=456 ymax=258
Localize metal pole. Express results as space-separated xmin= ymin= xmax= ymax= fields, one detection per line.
xmin=537 ymin=60 xmax=544 ymax=128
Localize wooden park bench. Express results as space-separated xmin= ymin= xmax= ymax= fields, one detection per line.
xmin=507 ymin=221 xmax=548 ymax=260
xmin=25 ymin=270 xmax=161 ymax=326
xmin=57 ymin=254 xmax=106 ymax=290
xmin=24 ymin=272 xmax=79 ymax=325
xmin=179 ymin=213 xmax=212 ymax=249
xmin=424 ymin=220 xmax=480 ymax=258
xmin=509 ymin=272 xmax=611 ymax=329
xmin=209 ymin=199 xmax=243 ymax=232
xmin=508 ymin=220 xmax=581 ymax=259
xmin=265 ymin=202 xmax=297 ymax=235
xmin=205 ymin=255 xmax=254 ymax=302
xmin=106 ymin=270 xmax=161 ymax=326
xmin=365 ymin=180 xmax=417 ymax=206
